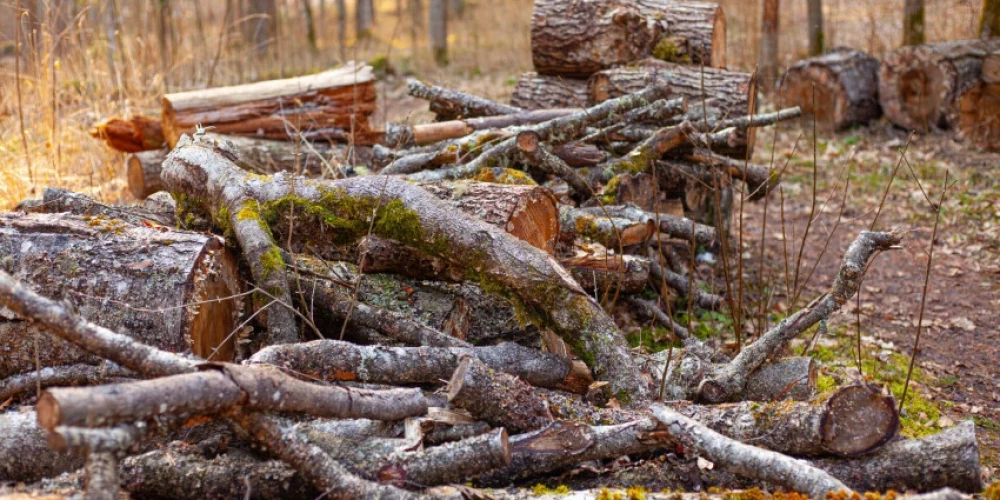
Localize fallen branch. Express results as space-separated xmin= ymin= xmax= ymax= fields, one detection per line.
xmin=651 ymin=404 xmax=851 ymax=498
xmin=577 ymin=205 xmax=716 ymax=246
xmin=248 ymin=340 xmax=592 ymax=393
xmin=0 ymin=363 xmax=134 ymax=402
xmin=407 ymin=78 xmax=521 ymax=120
xmin=517 ymin=131 xmax=593 ymax=197
xmin=698 ymin=230 xmax=902 ymax=403
xmin=447 ymin=355 xmax=553 ymax=433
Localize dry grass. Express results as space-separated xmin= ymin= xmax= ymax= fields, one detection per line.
xmin=0 ymin=0 xmax=989 ymax=209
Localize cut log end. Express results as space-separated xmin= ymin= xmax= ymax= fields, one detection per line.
xmin=127 ymin=149 xmax=168 ymax=200
xmin=820 ymin=383 xmax=899 ymax=456
xmin=505 ymin=189 xmax=561 ymax=255
xmin=958 ymin=82 xmax=1000 ymax=151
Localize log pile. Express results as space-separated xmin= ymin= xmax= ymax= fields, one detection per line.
xmin=7 ymin=10 xmax=985 ymax=500
xmin=778 ymin=47 xmax=882 ymax=131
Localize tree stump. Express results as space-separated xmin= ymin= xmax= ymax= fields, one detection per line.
xmin=778 ymin=48 xmax=881 ymax=131
xmin=878 ymin=38 xmax=1000 ymax=131
xmin=0 ymin=212 xmax=242 ymax=378
xmin=530 ymin=0 xmax=725 ymax=77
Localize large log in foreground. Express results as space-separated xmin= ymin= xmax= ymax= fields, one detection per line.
xmin=778 ymin=47 xmax=881 ymax=131
xmin=0 ymin=212 xmax=241 ymax=378
xmin=530 ymin=0 xmax=725 ymax=77
xmin=879 ymin=38 xmax=1000 ymax=131
xmin=161 ymin=62 xmax=378 ymax=146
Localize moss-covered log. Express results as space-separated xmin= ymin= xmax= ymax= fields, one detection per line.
xmin=163 ymin=135 xmax=648 ymax=399
xmin=530 ymin=0 xmax=725 ymax=76
xmin=0 ymin=212 xmax=241 ymax=378
xmin=161 ymin=63 xmax=379 ymax=146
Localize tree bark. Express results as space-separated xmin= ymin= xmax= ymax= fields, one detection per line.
xmin=89 ymin=115 xmax=166 ymax=153
xmin=447 ymin=355 xmax=553 ymax=433
xmin=651 ymin=404 xmax=851 ymax=498
xmin=904 ymin=0 xmax=926 ymax=46
xmin=36 ymin=364 xmax=428 ymax=429
xmin=417 ymin=181 xmax=560 ymax=254
xmin=356 ymin=0 xmax=374 ymax=38
xmin=244 ymin=0 xmax=277 ymax=55
xmin=248 ymin=339 xmax=593 ymax=393
xmin=760 ymin=0 xmax=780 ymax=90
xmin=17 ymin=186 xmax=176 ymax=227
xmin=809 ymin=420 xmax=982 ymax=493
xmin=984 ymin=0 xmax=1000 ymax=38
xmin=779 ymin=48 xmax=881 ymax=131
xmin=161 ymin=62 xmax=378 ymax=146
xmin=559 ymin=206 xmax=656 ymax=248
xmin=576 ymin=205 xmax=717 ymax=246
xmin=510 ymin=72 xmax=590 ymax=109
xmin=564 ymin=254 xmax=651 ymax=296
xmin=0 ymin=408 xmax=85 ymax=482
xmin=407 ymin=78 xmax=520 ymax=120
xmin=163 ymin=136 xmax=649 ymax=399
xmin=0 ymin=212 xmax=241 ymax=379
xmin=807 ymin=0 xmax=824 ymax=56
xmin=957 ymin=51 xmax=1000 ymax=150
xmin=0 ymin=363 xmax=134 ymax=402
xmin=430 ymin=0 xmax=448 ymax=66
xmin=742 ymin=356 xmax=816 ymax=402
xmin=127 ymin=149 xmax=169 ymax=199
xmin=84 ymin=452 xmax=121 ymax=500
xmin=530 ymin=0 xmax=725 ymax=77
xmin=879 ymin=38 xmax=1000 ymax=131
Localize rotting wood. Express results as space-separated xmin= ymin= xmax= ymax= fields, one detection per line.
xmin=879 ymin=38 xmax=1000 ymax=130
xmin=161 ymin=62 xmax=378 ymax=146
xmin=0 ymin=212 xmax=241 ymax=378
xmin=447 ymin=355 xmax=553 ymax=433
xmin=248 ymin=339 xmax=593 ymax=393
xmin=778 ymin=48 xmax=881 ymax=131
xmin=89 ymin=115 xmax=166 ymax=153
xmin=530 ymin=0 xmax=725 ymax=76
xmin=510 ymin=72 xmax=591 ymax=109
xmin=163 ymin=135 xmax=649 ymax=400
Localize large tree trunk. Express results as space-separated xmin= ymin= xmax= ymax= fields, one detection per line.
xmin=760 ymin=0 xmax=780 ymax=90
xmin=778 ymin=48 xmax=881 ymax=131
xmin=161 ymin=63 xmax=378 ymax=146
xmin=957 ymin=51 xmax=1000 ymax=150
xmin=0 ymin=212 xmax=242 ymax=378
xmin=878 ymin=39 xmax=1000 ymax=131
xmin=530 ymin=0 xmax=726 ymax=77
xmin=510 ymin=72 xmax=590 ymax=109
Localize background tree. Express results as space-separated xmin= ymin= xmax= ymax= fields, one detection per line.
xmin=357 ymin=0 xmax=375 ymax=39
xmin=903 ymin=0 xmax=926 ymax=45
xmin=808 ymin=0 xmax=824 ymax=55
xmin=760 ymin=0 xmax=780 ymax=89
xmin=430 ymin=0 xmax=448 ymax=66
xmin=982 ymin=0 xmax=1000 ymax=38
xmin=244 ymin=0 xmax=278 ymax=56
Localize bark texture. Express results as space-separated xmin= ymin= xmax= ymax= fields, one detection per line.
xmin=879 ymin=38 xmax=1000 ymax=130
xmin=17 ymin=186 xmax=176 ymax=227
xmin=161 ymin=63 xmax=378 ymax=146
xmin=0 ymin=212 xmax=241 ymax=378
xmin=957 ymin=52 xmax=1000 ymax=150
xmin=407 ymin=78 xmax=520 ymax=120
xmin=447 ymin=355 xmax=553 ymax=433
xmin=530 ymin=0 xmax=725 ymax=76
xmin=248 ymin=340 xmax=592 ymax=393
xmin=510 ymin=72 xmax=590 ymax=110
xmin=779 ymin=48 xmax=882 ymax=131
xmin=0 ymin=409 xmax=85 ymax=482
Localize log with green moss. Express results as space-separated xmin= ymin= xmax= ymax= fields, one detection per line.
xmin=161 ymin=134 xmax=649 ymax=400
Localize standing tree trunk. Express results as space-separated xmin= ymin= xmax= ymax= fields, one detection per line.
xmin=337 ymin=0 xmax=347 ymax=60
xmin=430 ymin=0 xmax=448 ymax=66
xmin=300 ymin=0 xmax=318 ymax=53
xmin=356 ymin=0 xmax=374 ymax=39
xmin=983 ymin=0 xmax=1000 ymax=38
xmin=245 ymin=0 xmax=277 ymax=56
xmin=760 ymin=0 xmax=780 ymax=90
xmin=156 ymin=0 xmax=172 ymax=85
xmin=904 ymin=0 xmax=926 ymax=46
xmin=808 ymin=0 xmax=824 ymax=55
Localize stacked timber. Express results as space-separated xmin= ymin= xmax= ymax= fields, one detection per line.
xmin=777 ymin=47 xmax=882 ymax=131
xmin=957 ymin=50 xmax=1000 ymax=150
xmin=879 ymin=38 xmax=1000 ymax=131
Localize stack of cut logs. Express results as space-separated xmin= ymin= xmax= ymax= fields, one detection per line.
xmin=778 ymin=39 xmax=1000 ymax=151
xmin=0 ymin=2 xmax=983 ymax=499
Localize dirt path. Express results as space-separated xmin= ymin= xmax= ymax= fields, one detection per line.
xmin=741 ymin=122 xmax=1000 ymax=478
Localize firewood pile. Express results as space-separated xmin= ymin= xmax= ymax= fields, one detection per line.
xmin=778 ymin=40 xmax=1000 ymax=151
xmin=1 ymin=2 xmax=985 ymax=499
